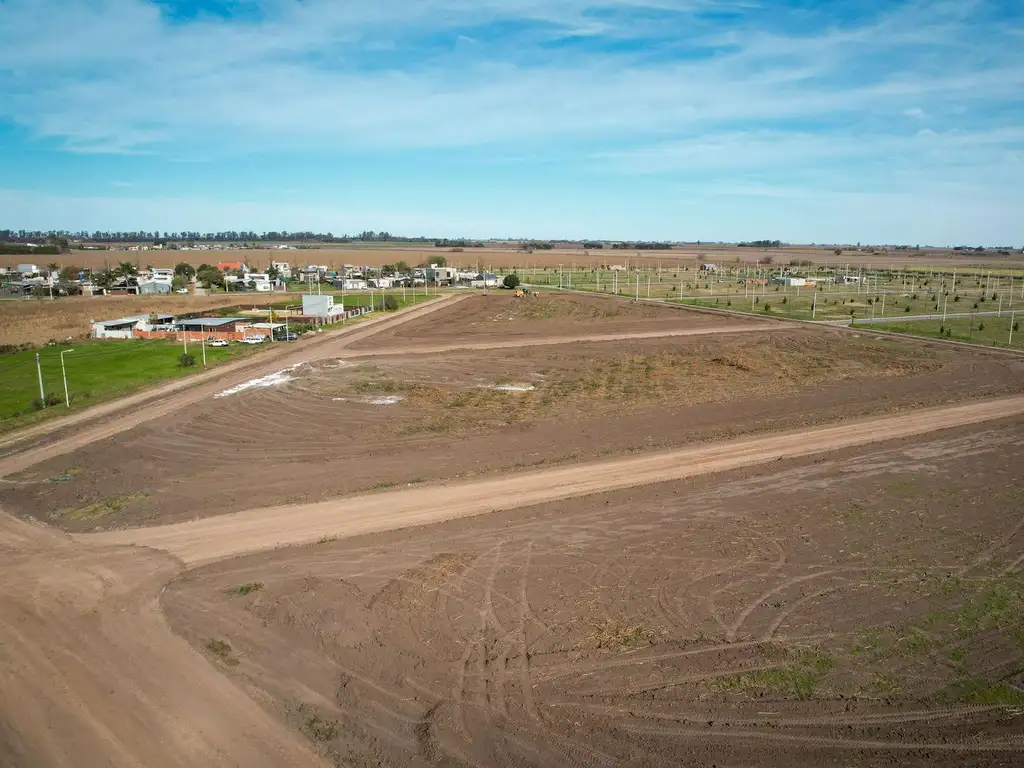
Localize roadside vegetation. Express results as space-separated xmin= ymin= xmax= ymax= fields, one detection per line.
xmin=870 ymin=316 xmax=1022 ymax=349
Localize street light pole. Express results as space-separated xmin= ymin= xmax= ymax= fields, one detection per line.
xmin=59 ymin=350 xmax=74 ymax=409
xmin=36 ymin=352 xmax=45 ymax=403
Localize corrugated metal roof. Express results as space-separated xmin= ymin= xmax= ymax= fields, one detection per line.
xmin=176 ymin=317 xmax=247 ymax=328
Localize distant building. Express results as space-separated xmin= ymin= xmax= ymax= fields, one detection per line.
xmin=302 ymin=294 xmax=345 ymax=319
xmin=16 ymin=264 xmax=38 ymax=275
xmin=426 ymin=265 xmax=457 ymax=285
xmin=91 ymin=313 xmax=174 ymax=339
xmin=270 ymin=261 xmax=292 ymax=279
xmin=471 ymin=272 xmax=500 ymax=288
xmin=138 ymin=280 xmax=172 ymax=295
xmin=699 ymin=263 xmax=717 ymax=272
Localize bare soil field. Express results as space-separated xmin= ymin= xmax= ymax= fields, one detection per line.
xmin=0 ymin=293 xmax=288 ymax=346
xmin=349 ymin=293 xmax=766 ymax=347
xmin=162 ymin=420 xmax=1024 ymax=767
xmin=5 ymin=316 xmax=1022 ymax=531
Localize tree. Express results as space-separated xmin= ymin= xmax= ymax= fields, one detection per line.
xmin=59 ymin=265 xmax=80 ymax=281
xmin=267 ymin=265 xmax=281 ymax=282
xmin=394 ymin=260 xmax=411 ymax=274
xmin=116 ymin=261 xmax=138 ymax=282
xmin=431 ymin=255 xmax=447 ymax=267
xmin=196 ymin=265 xmax=225 ymax=288
xmin=94 ymin=268 xmax=117 ymax=290
xmin=503 ymin=273 xmax=521 ymax=289
xmin=174 ymin=262 xmax=196 ymax=279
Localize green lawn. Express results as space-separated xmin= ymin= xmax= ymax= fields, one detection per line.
xmin=869 ymin=315 xmax=1023 ymax=350
xmin=0 ymin=339 xmax=260 ymax=433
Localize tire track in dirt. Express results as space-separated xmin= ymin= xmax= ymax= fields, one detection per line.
xmin=89 ymin=394 xmax=1024 ymax=566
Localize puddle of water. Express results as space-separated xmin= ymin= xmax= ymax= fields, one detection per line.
xmin=214 ymin=363 xmax=304 ymax=398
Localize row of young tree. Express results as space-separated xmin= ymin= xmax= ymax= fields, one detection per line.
xmin=0 ymin=229 xmax=447 ymax=245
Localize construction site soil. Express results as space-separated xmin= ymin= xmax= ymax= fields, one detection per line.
xmin=4 ymin=295 xmax=1022 ymax=532
xmin=163 ymin=419 xmax=1024 ymax=767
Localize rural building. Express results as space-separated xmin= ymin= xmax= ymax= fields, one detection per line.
xmin=836 ymin=275 xmax=862 ymax=284
xmin=700 ymin=263 xmax=717 ymax=272
xmin=91 ymin=313 xmax=175 ymax=339
xmin=217 ymin=261 xmax=245 ymax=272
xmin=426 ymin=266 xmax=457 ymax=285
xmin=16 ymin=263 xmax=38 ymax=275
xmin=471 ymin=272 xmax=501 ymax=288
xmin=771 ymin=276 xmax=807 ymax=287
xmin=149 ymin=268 xmax=174 ymax=285
xmin=333 ymin=278 xmax=368 ymax=291
xmin=174 ymin=317 xmax=267 ymax=341
xmin=302 ymin=294 xmax=346 ymax=319
xmin=138 ymin=280 xmax=172 ymax=295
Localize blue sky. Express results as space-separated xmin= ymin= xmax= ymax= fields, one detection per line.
xmin=1 ymin=0 xmax=1022 ymax=244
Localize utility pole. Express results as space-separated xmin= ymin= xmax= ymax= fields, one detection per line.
xmin=60 ymin=349 xmax=74 ymax=407
xmin=635 ymin=270 xmax=640 ymax=301
xmin=201 ymin=328 xmax=207 ymax=367
xmin=1010 ymin=311 xmax=1016 ymax=346
xmin=812 ymin=290 xmax=817 ymax=320
xmin=36 ymin=352 xmax=45 ymax=403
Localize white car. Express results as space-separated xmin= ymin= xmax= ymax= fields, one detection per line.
xmin=209 ymin=339 xmax=230 ymax=347
xmin=175 ymin=288 xmax=189 ymax=294
xmin=240 ymin=336 xmax=265 ymax=344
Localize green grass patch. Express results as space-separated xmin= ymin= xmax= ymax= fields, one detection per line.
xmin=55 ymin=492 xmax=147 ymax=521
xmin=869 ymin=316 xmax=1023 ymax=349
xmin=204 ymin=638 xmax=239 ymax=666
xmin=230 ymin=582 xmax=263 ymax=596
xmin=0 ymin=338 xmax=260 ymax=433
xmin=716 ymin=650 xmax=836 ymax=700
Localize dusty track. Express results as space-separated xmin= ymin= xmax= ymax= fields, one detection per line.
xmin=88 ymin=394 xmax=1024 ymax=564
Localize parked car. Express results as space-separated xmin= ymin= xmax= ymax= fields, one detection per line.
xmin=175 ymin=288 xmax=189 ymax=294
xmin=275 ymin=332 xmax=298 ymax=341
xmin=209 ymin=339 xmax=230 ymax=347
xmin=240 ymin=336 xmax=265 ymax=344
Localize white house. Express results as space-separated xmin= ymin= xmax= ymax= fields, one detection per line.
xmin=471 ymin=272 xmax=501 ymax=288
xmin=302 ymin=294 xmax=347 ymax=319
xmin=91 ymin=313 xmax=174 ymax=339
xmin=16 ymin=264 xmax=39 ymax=275
xmin=149 ymin=268 xmax=174 ymax=285
xmin=248 ymin=273 xmax=273 ymax=292
xmin=771 ymin=276 xmax=807 ymax=287
xmin=270 ymin=261 xmax=292 ymax=279
xmin=426 ymin=265 xmax=457 ymax=285
xmin=335 ymin=278 xmax=368 ymax=291
xmin=700 ymin=263 xmax=717 ymax=272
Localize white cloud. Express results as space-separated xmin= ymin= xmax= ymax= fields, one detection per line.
xmin=904 ymin=107 xmax=926 ymax=118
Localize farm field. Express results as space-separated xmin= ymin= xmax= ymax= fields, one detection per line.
xmin=162 ymin=417 xmax=1024 ymax=767
xmin=5 ymin=294 xmax=1023 ymax=532
xmin=2 ymin=291 xmax=1023 ymax=768
xmin=7 ymin=243 xmax=1024 ymax=273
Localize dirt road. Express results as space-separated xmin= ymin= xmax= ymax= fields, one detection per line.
xmin=0 ymin=513 xmax=326 ymax=768
xmin=88 ymin=394 xmax=1024 ymax=565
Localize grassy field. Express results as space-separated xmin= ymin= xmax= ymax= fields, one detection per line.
xmin=0 ymin=339 xmax=262 ymax=433
xmin=870 ymin=314 xmax=1023 ymax=350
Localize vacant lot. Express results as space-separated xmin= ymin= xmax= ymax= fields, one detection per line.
xmin=5 ymin=312 xmax=1022 ymax=531
xmin=163 ymin=419 xmax=1024 ymax=767
xmin=348 ymin=292 xmax=766 ymax=347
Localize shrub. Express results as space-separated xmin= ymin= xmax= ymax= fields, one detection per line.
xmin=763 ymin=303 xmax=771 ymax=312
xmin=946 ymin=327 xmax=952 ymax=338
xmin=978 ymin=321 xmax=985 ymax=331
xmin=781 ymin=297 xmax=788 ymax=304
xmin=1014 ymin=321 xmax=1020 ymax=332
xmin=502 ymin=273 xmax=521 ymax=289
xmin=382 ymin=295 xmax=398 ymax=311
xmin=953 ymin=295 xmax=960 ymax=302
xmin=973 ymin=302 xmax=979 ymax=309
xmin=939 ymin=324 xmax=945 ymax=335
xmin=905 ymin=305 xmax=911 ymax=312
xmin=178 ymin=352 xmax=196 ymax=368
